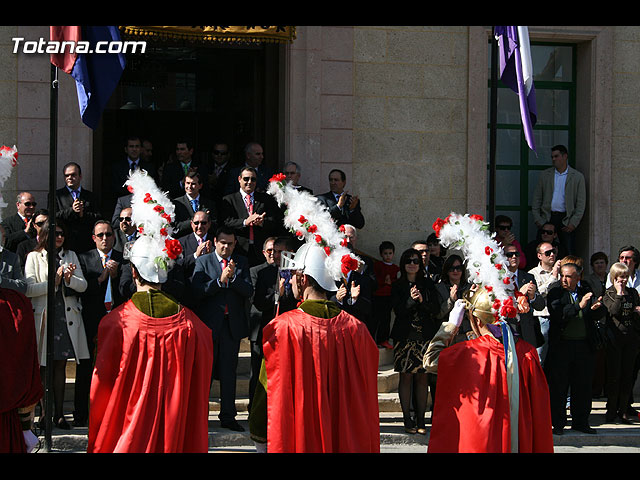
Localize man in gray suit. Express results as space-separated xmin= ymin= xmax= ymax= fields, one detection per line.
xmin=531 ymin=145 xmax=586 ymax=255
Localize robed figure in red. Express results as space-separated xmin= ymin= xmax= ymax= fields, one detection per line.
xmin=424 ymin=290 xmax=554 ymax=453
xmin=0 ymin=288 xmax=43 ymax=453
xmin=87 ymin=169 xmax=213 ymax=453
xmin=249 ymin=243 xmax=380 ymax=453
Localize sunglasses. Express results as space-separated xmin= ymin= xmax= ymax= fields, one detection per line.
xmin=35 ymin=221 xmax=47 ymax=227
xmin=213 ymin=150 xmax=228 ymax=155
xmin=497 ymin=225 xmax=511 ymax=231
xmin=407 ymin=258 xmax=421 ymax=265
xmin=55 ymin=231 xmax=64 ymax=237
xmin=541 ymin=229 xmax=555 ymax=235
xmin=542 ymin=249 xmax=557 ymax=257
xmin=450 ymin=265 xmax=463 ymax=271
xmin=23 ymin=202 xmax=37 ymax=207
xmin=242 ymin=177 xmax=257 ymax=182
xmin=119 ymin=216 xmax=132 ymax=223
xmin=505 ymin=251 xmax=520 ymax=258
xmin=94 ymin=232 xmax=113 ymax=238
xmin=192 ymin=220 xmax=208 ymax=225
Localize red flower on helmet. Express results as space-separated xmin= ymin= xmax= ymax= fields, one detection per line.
xmin=432 ymin=218 xmax=446 ymax=238
xmin=298 ymin=215 xmax=307 ymax=224
xmin=164 ymin=238 xmax=182 ymax=260
xmin=324 ymin=246 xmax=331 ymax=256
xmin=341 ymin=255 xmax=359 ymax=275
xmin=143 ymin=193 xmax=152 ymax=203
xmin=470 ymin=214 xmax=484 ymax=222
xmin=269 ymin=173 xmax=286 ymax=183
xmin=485 ymin=246 xmax=493 ymax=255
xmin=314 ymin=235 xmax=323 ymax=244
xmin=307 ymin=224 xmax=318 ymax=234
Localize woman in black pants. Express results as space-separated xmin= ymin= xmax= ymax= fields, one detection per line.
xmin=390 ymin=248 xmax=440 ymax=434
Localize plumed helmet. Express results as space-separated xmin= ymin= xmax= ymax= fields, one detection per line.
xmin=280 ymin=243 xmax=338 ymax=292
xmin=463 ymin=286 xmax=496 ymax=325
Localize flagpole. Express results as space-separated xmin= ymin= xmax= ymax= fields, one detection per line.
xmin=44 ymin=63 xmax=59 ymax=452
xmin=489 ymin=27 xmax=498 ymax=229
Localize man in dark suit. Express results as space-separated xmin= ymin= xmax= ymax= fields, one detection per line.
xmin=207 ymin=142 xmax=233 ymax=202
xmin=54 ymin=162 xmax=102 ymax=254
xmin=316 ymin=169 xmax=365 ymax=229
xmin=111 ymin=136 xmax=157 ymax=198
xmin=546 ymin=262 xmax=604 ymax=435
xmin=76 ymin=220 xmax=124 ymax=426
xmin=112 ymin=207 xmax=138 ymax=254
xmin=179 ymin=210 xmax=213 ymax=282
xmin=248 ymin=236 xmax=297 ymax=408
xmin=283 ymin=161 xmax=313 ymax=194
xmin=1 ymin=191 xmax=38 ymax=252
xmin=220 ymin=166 xmax=281 ymax=267
xmin=503 ymin=244 xmax=545 ymax=348
xmin=191 ymin=226 xmax=253 ymax=432
xmin=223 ymin=142 xmax=274 ymax=195
xmin=110 ymin=193 xmax=132 ymax=230
xmin=172 ymin=170 xmax=217 ymax=238
xmin=161 ymin=140 xmax=210 ymax=200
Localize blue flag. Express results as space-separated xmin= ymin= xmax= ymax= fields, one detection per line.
xmin=495 ymin=26 xmax=537 ymax=153
xmin=69 ymin=26 xmax=126 ymax=130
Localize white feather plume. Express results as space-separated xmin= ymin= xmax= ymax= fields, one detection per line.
xmin=0 ymin=145 xmax=18 ymax=223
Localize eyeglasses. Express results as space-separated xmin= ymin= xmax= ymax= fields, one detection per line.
xmin=94 ymin=232 xmax=113 ymax=238
xmin=213 ymin=150 xmax=228 ymax=155
xmin=23 ymin=202 xmax=37 ymax=207
xmin=450 ymin=265 xmax=463 ymax=271
xmin=242 ymin=177 xmax=257 ymax=182
xmin=407 ymin=258 xmax=421 ymax=265
xmin=542 ymin=249 xmax=557 ymax=257
xmin=192 ymin=220 xmax=208 ymax=225
xmin=55 ymin=231 xmax=64 ymax=237
xmin=35 ymin=221 xmax=46 ymax=227
xmin=119 ymin=216 xmax=132 ymax=223
xmin=497 ymin=225 xmax=511 ymax=231
xmin=541 ymin=229 xmax=555 ymax=235
xmin=505 ymin=251 xmax=520 ymax=258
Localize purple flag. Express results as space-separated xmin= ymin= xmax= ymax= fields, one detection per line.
xmin=495 ymin=26 xmax=537 ymax=153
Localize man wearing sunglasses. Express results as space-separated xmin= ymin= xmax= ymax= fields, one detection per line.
xmin=206 ymin=142 xmax=233 ymax=202
xmin=1 ymin=192 xmax=38 ymax=253
xmin=504 ymin=244 xmax=545 ymax=350
xmin=220 ymin=166 xmax=281 ymax=267
xmin=528 ymin=242 xmax=562 ymax=365
xmin=76 ymin=220 xmax=124 ymax=427
xmin=112 ymin=207 xmax=138 ymax=254
xmin=493 ymin=215 xmax=526 ymax=269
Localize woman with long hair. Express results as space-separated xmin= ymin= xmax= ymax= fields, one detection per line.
xmin=24 ymin=221 xmax=89 ymax=429
xmin=435 ymin=254 xmax=472 ymax=344
xmin=390 ymin=248 xmax=439 ymax=435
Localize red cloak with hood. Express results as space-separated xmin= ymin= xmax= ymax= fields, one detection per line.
xmin=263 ymin=305 xmax=380 ymax=453
xmin=428 ymin=334 xmax=554 ymax=453
xmin=0 ymin=289 xmax=43 ymax=453
xmin=87 ymin=299 xmax=213 ymax=453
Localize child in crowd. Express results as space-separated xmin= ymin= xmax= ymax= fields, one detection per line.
xmin=373 ymin=241 xmax=400 ymax=349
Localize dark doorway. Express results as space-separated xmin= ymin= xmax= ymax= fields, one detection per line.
xmin=93 ymin=40 xmax=282 ymax=219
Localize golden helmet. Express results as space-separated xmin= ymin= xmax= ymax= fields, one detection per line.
xmin=463 ymin=286 xmax=496 ymax=325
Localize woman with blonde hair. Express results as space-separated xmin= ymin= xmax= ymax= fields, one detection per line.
xmin=602 ymin=262 xmax=640 ymax=424
xmin=25 ymin=220 xmax=89 ymax=429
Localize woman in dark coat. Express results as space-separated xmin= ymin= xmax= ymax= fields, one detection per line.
xmin=390 ymin=248 xmax=440 ymax=435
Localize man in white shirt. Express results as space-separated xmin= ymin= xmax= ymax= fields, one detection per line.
xmin=531 ymin=145 xmax=586 ymax=255
xmin=528 ymin=241 xmax=561 ymax=365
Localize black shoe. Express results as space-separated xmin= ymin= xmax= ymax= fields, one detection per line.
xmin=220 ymin=420 xmax=245 ymax=432
xmin=73 ymin=418 xmax=87 ymax=428
xmin=552 ymin=427 xmax=564 ymax=435
xmin=571 ymin=425 xmax=596 ymax=434
xmin=54 ymin=417 xmax=71 ymax=430
xmin=618 ymin=415 xmax=632 ymax=425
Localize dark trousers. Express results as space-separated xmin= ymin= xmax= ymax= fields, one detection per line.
xmin=546 ymin=338 xmax=595 ymax=429
xmin=372 ymin=295 xmax=392 ymax=344
xmin=605 ymin=331 xmax=640 ymax=417
xmin=549 ymin=211 xmax=576 ymax=255
xmin=248 ymin=329 xmax=263 ymax=411
xmin=73 ymin=324 xmax=99 ymax=422
xmin=212 ymin=318 xmax=241 ymax=423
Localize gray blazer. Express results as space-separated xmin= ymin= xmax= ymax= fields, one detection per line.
xmin=531 ymin=166 xmax=586 ymax=229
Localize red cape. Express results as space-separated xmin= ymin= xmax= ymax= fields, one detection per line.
xmin=428 ymin=334 xmax=554 ymax=453
xmin=88 ymin=300 xmax=213 ymax=453
xmin=263 ymin=308 xmax=380 ymax=453
xmin=0 ymin=289 xmax=43 ymax=453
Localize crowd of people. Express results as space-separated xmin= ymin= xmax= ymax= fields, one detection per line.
xmin=1 ymin=138 xmax=638 ymax=453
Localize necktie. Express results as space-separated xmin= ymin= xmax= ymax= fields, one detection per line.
xmin=72 ymin=190 xmax=79 ymax=200
xmin=191 ymin=198 xmax=198 ymax=212
xmin=222 ymin=258 xmax=229 ymax=313
xmin=245 ymin=194 xmax=254 ymax=242
xmin=102 ymin=254 xmax=113 ymax=312
xmin=183 ymin=163 xmax=189 ymax=176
